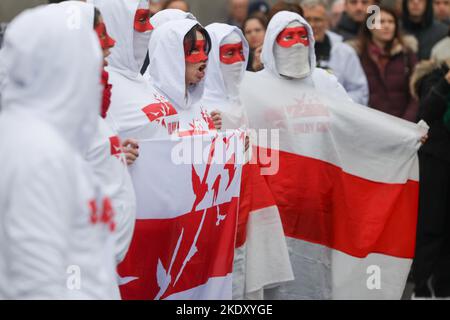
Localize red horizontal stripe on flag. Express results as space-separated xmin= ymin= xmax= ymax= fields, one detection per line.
xmin=236 ymin=163 xmax=278 ymax=248
xmin=261 ymin=148 xmax=418 ymax=259
xmin=118 ymin=198 xmax=239 ymax=300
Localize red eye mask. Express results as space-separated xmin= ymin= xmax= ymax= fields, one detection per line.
xmin=220 ymin=42 xmax=245 ymax=65
xmin=134 ymin=9 xmax=153 ymax=33
xmin=276 ymin=26 xmax=309 ymax=48
xmin=95 ymin=22 xmax=116 ymax=50
xmin=185 ymin=40 xmax=208 ymax=63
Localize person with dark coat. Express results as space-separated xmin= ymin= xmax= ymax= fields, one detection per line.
xmin=410 ymin=57 xmax=450 ymax=298
xmin=348 ymin=6 xmax=419 ymax=121
xmin=402 ymin=0 xmax=448 ymax=60
xmin=334 ymin=0 xmax=375 ymax=41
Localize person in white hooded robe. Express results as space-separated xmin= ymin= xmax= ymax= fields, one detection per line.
xmin=88 ymin=0 xmax=179 ymax=141
xmin=202 ymin=23 xmax=295 ymax=300
xmin=147 ymin=19 xmax=217 ymax=135
xmin=140 ymin=8 xmax=197 ymax=77
xmin=0 ymin=4 xmax=119 ymax=299
xmin=57 ymin=1 xmax=137 ymax=266
xmin=202 ymin=23 xmax=250 ymax=130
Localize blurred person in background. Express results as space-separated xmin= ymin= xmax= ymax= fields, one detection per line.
xmin=330 ymin=0 xmax=345 ymax=28
xmin=431 ymin=29 xmax=450 ymax=60
xmin=268 ymin=1 xmax=304 ymax=21
xmin=243 ymin=14 xmax=268 ymax=71
xmin=433 ymin=0 xmax=450 ymax=25
xmin=248 ymin=0 xmax=271 ymax=18
xmin=163 ymin=0 xmax=189 ymax=12
xmin=348 ymin=6 xmax=419 ymax=121
xmin=227 ymin=0 xmax=249 ymax=27
xmin=410 ymin=35 xmax=450 ymax=299
xmin=334 ymin=0 xmax=375 ymax=41
xmin=149 ymin=0 xmax=164 ymax=16
xmin=402 ymin=0 xmax=448 ymax=60
xmin=303 ymin=0 xmax=369 ymax=104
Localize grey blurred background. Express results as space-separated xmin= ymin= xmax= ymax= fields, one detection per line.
xmin=0 ymin=0 xmax=281 ymax=24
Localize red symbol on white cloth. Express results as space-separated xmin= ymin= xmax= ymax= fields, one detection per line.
xmin=142 ymin=95 xmax=178 ymax=129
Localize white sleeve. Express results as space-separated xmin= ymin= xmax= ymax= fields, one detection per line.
xmin=5 ymin=156 xmax=73 ymax=299
xmin=313 ymin=68 xmax=353 ymax=103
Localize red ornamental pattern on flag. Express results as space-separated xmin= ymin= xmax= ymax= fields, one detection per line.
xmin=118 ymin=131 xmax=245 ymax=300
xmin=142 ymin=94 xmax=180 ymax=135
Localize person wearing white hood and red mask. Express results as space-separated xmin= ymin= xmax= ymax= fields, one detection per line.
xmin=141 ymin=8 xmax=197 ymax=76
xmin=0 ymin=4 xmax=119 ymax=299
xmin=147 ymin=19 xmax=217 ymax=135
xmin=88 ymin=0 xmax=179 ymax=141
xmin=202 ymin=23 xmax=249 ymax=130
xmin=256 ymin=11 xmax=352 ymax=101
xmin=58 ymin=1 xmax=137 ymax=266
xmin=202 ymin=23 xmax=295 ymax=300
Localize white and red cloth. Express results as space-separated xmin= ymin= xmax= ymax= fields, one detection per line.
xmin=240 ymin=68 xmax=427 ymax=299
xmin=118 ymin=131 xmax=245 ymax=299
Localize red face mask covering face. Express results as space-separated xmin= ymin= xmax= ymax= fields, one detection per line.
xmin=276 ymin=26 xmax=309 ymax=48
xmin=134 ymin=9 xmax=153 ymax=33
xmin=219 ymin=42 xmax=245 ymax=65
xmin=94 ymin=22 xmax=115 ymax=118
xmin=95 ymin=22 xmax=116 ymax=51
xmin=184 ymin=40 xmax=209 ymax=63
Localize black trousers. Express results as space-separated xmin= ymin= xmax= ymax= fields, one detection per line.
xmin=412 ymin=152 xmax=450 ymax=297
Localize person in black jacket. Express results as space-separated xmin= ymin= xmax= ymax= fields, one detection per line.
xmin=402 ymin=0 xmax=448 ymax=60
xmin=411 ymin=58 xmax=450 ymax=298
xmin=334 ymin=0 xmax=375 ymax=41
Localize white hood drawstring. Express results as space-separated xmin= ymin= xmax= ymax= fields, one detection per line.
xmin=261 ymin=11 xmax=316 ymax=80
xmin=148 ymin=19 xmax=205 ymax=111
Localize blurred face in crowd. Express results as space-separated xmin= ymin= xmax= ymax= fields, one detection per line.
xmin=331 ymin=0 xmax=345 ymax=27
xmin=166 ymin=0 xmax=189 ymax=12
xmin=370 ymin=10 xmax=396 ymax=45
xmin=408 ymin=0 xmax=427 ymax=21
xmin=303 ymin=4 xmax=329 ymax=42
xmin=149 ymin=0 xmax=163 ymax=16
xmin=229 ymin=0 xmax=249 ymax=24
xmin=185 ymin=31 xmax=208 ymax=86
xmin=345 ymin=0 xmax=374 ymax=23
xmin=434 ymin=0 xmax=450 ymax=21
xmin=244 ymin=18 xmax=266 ymax=50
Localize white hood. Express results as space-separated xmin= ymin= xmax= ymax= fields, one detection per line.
xmin=1 ymin=2 xmax=102 ymax=153
xmin=204 ymin=23 xmax=249 ymax=104
xmin=261 ymin=11 xmax=316 ymax=79
xmin=150 ymin=8 xmax=196 ymax=29
xmin=88 ymin=0 xmax=148 ymax=77
xmin=148 ymin=19 xmax=206 ymax=111
xmin=143 ymin=8 xmax=197 ymax=78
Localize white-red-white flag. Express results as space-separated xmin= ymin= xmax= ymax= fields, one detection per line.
xmin=240 ymin=71 xmax=427 ymax=300
xmin=118 ymin=131 xmax=245 ymax=300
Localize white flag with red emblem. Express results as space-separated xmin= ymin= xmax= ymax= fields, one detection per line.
xmin=239 ymin=71 xmax=428 ymax=300
xmin=118 ymin=131 xmax=245 ymax=300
